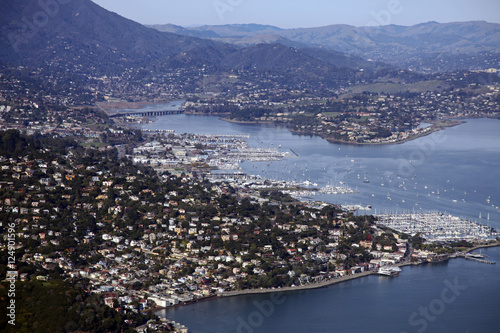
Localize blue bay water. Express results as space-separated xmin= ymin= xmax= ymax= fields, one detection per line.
xmin=139 ymin=114 xmax=500 ymax=332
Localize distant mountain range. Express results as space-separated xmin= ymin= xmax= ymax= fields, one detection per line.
xmin=0 ymin=0 xmax=498 ymax=82
xmin=150 ymin=21 xmax=500 ymax=72
xmin=150 ymin=23 xmax=284 ymax=39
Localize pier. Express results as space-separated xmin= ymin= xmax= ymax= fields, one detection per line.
xmin=462 ymin=253 xmax=496 ymax=264
xmin=109 ymin=109 xmax=184 ymax=118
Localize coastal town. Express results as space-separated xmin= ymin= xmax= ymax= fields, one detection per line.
xmin=2 ymin=0 xmax=500 ymax=330
xmin=1 ymin=121 xmax=499 ymax=332
xmin=1 ymin=57 xmax=500 ymax=333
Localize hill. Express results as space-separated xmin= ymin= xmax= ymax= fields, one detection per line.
xmin=150 ymin=23 xmax=283 ymax=39
xmin=0 ymin=280 xmax=154 ymax=332
xmin=0 ymin=0 xmax=216 ymax=72
xmin=151 ymin=21 xmax=500 ymax=72
xmin=280 ymin=21 xmax=500 ymax=71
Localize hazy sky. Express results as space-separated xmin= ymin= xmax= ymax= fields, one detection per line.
xmin=92 ymin=0 xmax=500 ymax=28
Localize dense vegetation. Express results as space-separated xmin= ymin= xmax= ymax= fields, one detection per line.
xmin=0 ymin=280 xmax=155 ymax=333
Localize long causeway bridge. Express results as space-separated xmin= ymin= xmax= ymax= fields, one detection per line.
xmin=109 ymin=109 xmax=184 ymax=118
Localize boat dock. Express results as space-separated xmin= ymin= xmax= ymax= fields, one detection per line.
xmin=454 ymin=252 xmax=496 ymax=264
xmin=463 ymin=253 xmax=496 ymax=264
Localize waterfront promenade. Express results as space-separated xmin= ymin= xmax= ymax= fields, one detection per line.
xmin=219 ymin=271 xmax=374 ymax=297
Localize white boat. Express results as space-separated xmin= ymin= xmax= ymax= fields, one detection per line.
xmin=377 ymin=266 xmax=402 ymax=276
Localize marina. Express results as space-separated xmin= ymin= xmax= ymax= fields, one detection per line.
xmin=223 ymin=147 xmax=290 ymax=162
xmin=376 ymin=212 xmax=499 ymax=242
xmin=342 ymin=204 xmax=372 ymax=211
xmin=205 ymin=172 xmax=358 ymax=200
xmin=319 ymin=184 xmax=359 ymax=195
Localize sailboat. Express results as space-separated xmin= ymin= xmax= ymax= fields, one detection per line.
xmin=363 ymin=172 xmax=370 ymax=183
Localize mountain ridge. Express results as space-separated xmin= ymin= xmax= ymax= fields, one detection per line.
xmin=150 ymin=20 xmax=500 ymax=71
xmin=0 ymin=0 xmax=219 ymax=71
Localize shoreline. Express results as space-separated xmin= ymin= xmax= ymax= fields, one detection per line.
xmin=222 ymin=117 xmax=464 ymax=146
xmin=97 ymin=100 xmax=171 ymax=111
xmin=184 ymin=111 xmax=230 ymax=116
xmin=215 ymin=241 xmax=500 ymax=299
xmin=319 ymin=119 xmax=464 ymax=146
xmin=155 ymin=241 xmax=500 ymax=311
xmin=218 ymin=271 xmax=374 ymax=298
xmin=467 ymin=241 xmax=500 ymax=252
xmin=221 ymin=117 xmax=284 ymax=125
